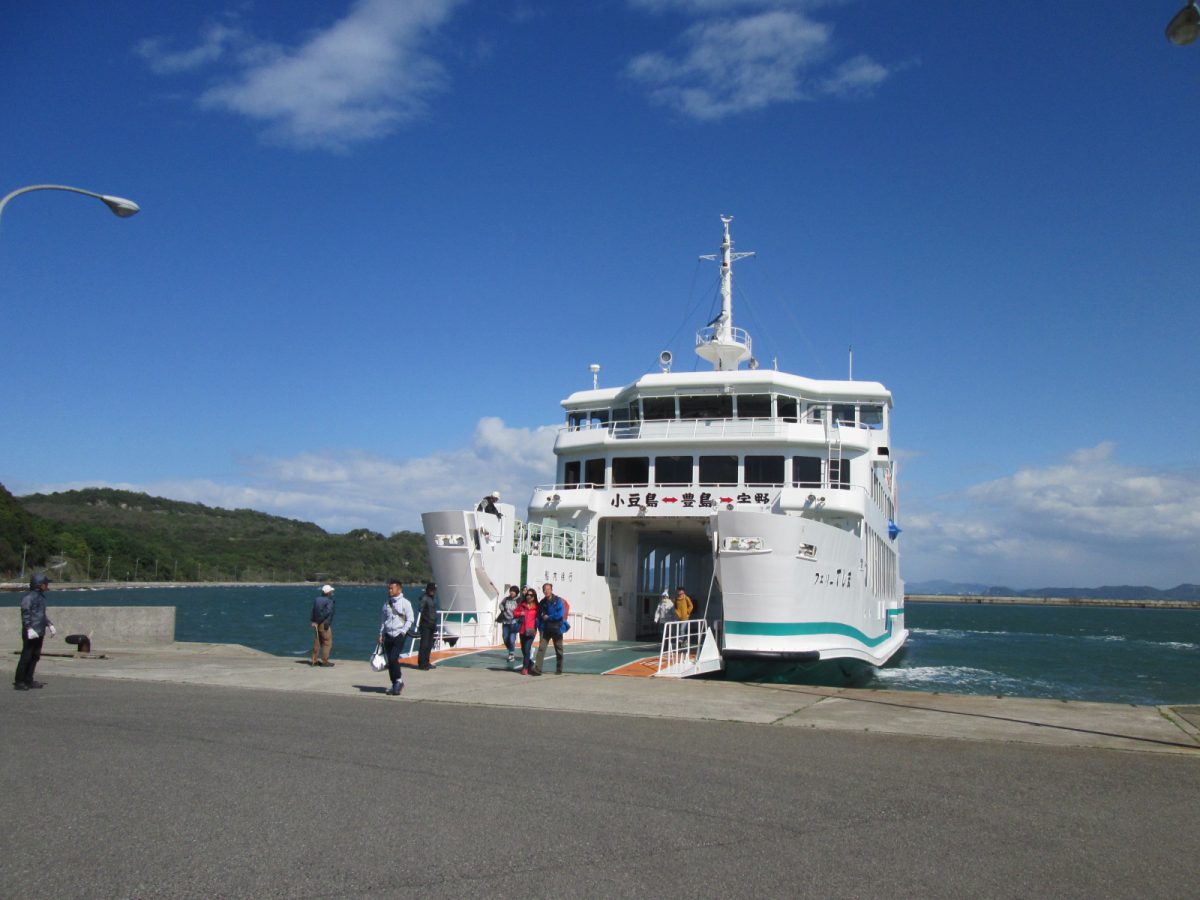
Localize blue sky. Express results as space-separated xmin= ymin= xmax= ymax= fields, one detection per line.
xmin=3 ymin=0 xmax=1197 ymax=589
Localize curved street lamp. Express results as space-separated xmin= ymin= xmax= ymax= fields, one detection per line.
xmin=1166 ymin=1 xmax=1200 ymax=45
xmin=0 ymin=183 xmax=140 ymax=225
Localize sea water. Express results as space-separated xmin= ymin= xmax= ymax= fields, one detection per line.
xmin=6 ymin=588 xmax=1198 ymax=705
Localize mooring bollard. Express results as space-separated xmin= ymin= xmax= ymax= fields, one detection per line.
xmin=65 ymin=634 xmax=92 ymax=654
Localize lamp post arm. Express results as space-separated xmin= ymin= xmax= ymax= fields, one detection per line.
xmin=0 ymin=184 xmax=140 ymax=223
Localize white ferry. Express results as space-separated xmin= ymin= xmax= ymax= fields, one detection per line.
xmin=422 ymin=216 xmax=906 ymax=678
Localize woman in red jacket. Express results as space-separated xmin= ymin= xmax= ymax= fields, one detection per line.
xmin=514 ymin=588 xmax=540 ymax=675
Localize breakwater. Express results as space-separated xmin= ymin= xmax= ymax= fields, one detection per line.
xmin=907 ymin=594 xmax=1199 ymax=609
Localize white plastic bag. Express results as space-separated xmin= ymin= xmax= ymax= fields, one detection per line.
xmin=370 ymin=646 xmax=387 ymax=672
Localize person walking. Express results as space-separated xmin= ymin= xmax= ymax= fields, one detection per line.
xmin=416 ymin=582 xmax=438 ymax=670
xmin=514 ymin=588 xmax=540 ymax=674
xmin=498 ymin=585 xmax=521 ymax=665
xmin=654 ymin=590 xmax=675 ymax=627
xmin=532 ymin=582 xmax=567 ymax=676
xmin=378 ymin=579 xmax=413 ymax=696
xmin=674 ymin=588 xmax=694 ymax=622
xmin=15 ymin=573 xmax=55 ymax=691
xmin=310 ymin=584 xmax=336 ymax=666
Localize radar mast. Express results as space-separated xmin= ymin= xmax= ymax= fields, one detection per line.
xmin=696 ymin=215 xmax=754 ymax=371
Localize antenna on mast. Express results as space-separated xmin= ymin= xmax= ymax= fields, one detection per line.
xmin=848 ymin=345 xmax=853 ymax=380
xmin=695 ymin=215 xmax=755 ymax=371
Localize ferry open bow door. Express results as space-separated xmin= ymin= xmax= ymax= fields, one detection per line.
xmin=634 ymin=524 xmax=717 ymax=642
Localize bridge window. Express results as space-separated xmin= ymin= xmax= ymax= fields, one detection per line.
xmin=778 ymin=397 xmax=798 ymax=422
xmin=613 ymin=456 xmax=649 ymax=486
xmin=736 ymin=394 xmax=771 ymax=418
xmin=745 ymin=455 xmax=784 ymax=486
xmin=793 ymin=455 xmax=822 ymax=487
xmin=830 ymin=458 xmax=851 ymax=488
xmin=642 ymin=397 xmax=676 ymax=421
xmin=680 ymin=395 xmax=733 ymax=420
xmin=585 ymin=458 xmax=606 ymax=487
xmin=861 ymin=405 xmax=884 ymax=429
xmin=655 ymin=455 xmax=693 ymax=486
xmin=699 ymin=455 xmax=737 ymax=486
xmin=564 ymin=461 xmax=581 ymax=485
xmin=833 ymin=404 xmax=856 ymax=425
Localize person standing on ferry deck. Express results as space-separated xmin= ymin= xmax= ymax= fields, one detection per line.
xmin=654 ymin=590 xmax=675 ymax=627
xmin=310 ymin=584 xmax=336 ymax=666
xmin=532 ymin=582 xmax=567 ymax=676
xmin=514 ymin=588 xmax=540 ymax=674
xmin=498 ymin=585 xmax=521 ymax=665
xmin=15 ymin=573 xmax=56 ymax=690
xmin=417 ymin=582 xmax=439 ymax=670
xmin=674 ymin=588 xmax=694 ymax=622
xmin=378 ymin=579 xmax=413 ymax=696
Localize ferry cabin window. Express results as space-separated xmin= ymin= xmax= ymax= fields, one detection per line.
xmin=699 ymin=455 xmax=738 ymax=486
xmin=736 ymin=394 xmax=771 ymax=419
xmin=615 ymin=404 xmax=638 ymax=424
xmin=564 ymin=461 xmax=581 ymax=486
xmin=829 ymin=458 xmax=851 ymax=489
xmin=585 ymin=458 xmax=606 ymax=487
xmin=793 ymin=455 xmax=822 ymax=487
xmin=833 ymin=404 xmax=856 ymax=426
xmin=745 ymin=455 xmax=784 ymax=485
xmin=860 ymin=404 xmax=884 ymax=429
xmin=642 ymin=397 xmax=676 ymax=421
xmin=777 ymin=397 xmax=798 ymax=422
xmin=570 ymin=410 xmax=610 ymax=429
xmin=612 ymin=456 xmax=649 ymax=486
xmin=655 ymin=455 xmax=693 ymax=486
xmin=680 ymin=395 xmax=733 ymax=420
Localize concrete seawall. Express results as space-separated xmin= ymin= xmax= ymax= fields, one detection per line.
xmin=1 ymin=605 xmax=175 ymax=647
xmin=907 ymin=594 xmax=1200 ymax=609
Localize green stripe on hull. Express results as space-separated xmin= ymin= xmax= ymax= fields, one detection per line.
xmin=726 ymin=608 xmax=904 ymax=648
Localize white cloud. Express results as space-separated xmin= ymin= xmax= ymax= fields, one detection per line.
xmin=903 ymin=443 xmax=1200 ymax=589
xmin=25 ymin=418 xmax=557 ymax=536
xmin=136 ymin=22 xmax=245 ymax=74
xmin=138 ymin=0 xmax=464 ymax=150
xmin=626 ymin=1 xmax=897 ymax=120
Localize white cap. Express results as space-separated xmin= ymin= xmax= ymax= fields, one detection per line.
xmin=489 ymin=490 xmax=500 ymax=499
xmin=661 ymin=590 xmax=670 ymax=598
xmin=321 ymin=584 xmax=334 ymax=595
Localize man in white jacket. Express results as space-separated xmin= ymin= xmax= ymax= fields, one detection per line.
xmin=378 ymin=579 xmax=414 ymax=696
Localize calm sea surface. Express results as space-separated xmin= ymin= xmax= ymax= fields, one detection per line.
xmin=7 ymin=588 xmax=1198 ymax=705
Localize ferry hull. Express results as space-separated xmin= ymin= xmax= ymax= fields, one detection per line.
xmin=715 ymin=508 xmax=906 ymax=667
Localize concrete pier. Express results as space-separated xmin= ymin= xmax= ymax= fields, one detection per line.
xmin=3 ymin=643 xmax=1199 ymax=898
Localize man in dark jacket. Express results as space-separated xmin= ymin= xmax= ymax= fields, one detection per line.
xmin=15 ymin=573 xmax=55 ymax=690
xmin=310 ymin=584 xmax=335 ymax=667
xmin=417 ymin=582 xmax=438 ymax=670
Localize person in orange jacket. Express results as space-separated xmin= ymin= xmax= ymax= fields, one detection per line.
xmin=674 ymin=588 xmax=694 ymax=621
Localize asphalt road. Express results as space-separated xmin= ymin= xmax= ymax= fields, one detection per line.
xmin=3 ymin=676 xmax=1198 ymax=898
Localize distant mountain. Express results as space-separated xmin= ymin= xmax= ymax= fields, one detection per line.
xmin=906 ymin=579 xmax=992 ymax=596
xmin=908 ymin=579 xmax=1200 ymax=602
xmin=5 ymin=485 xmax=431 ymax=584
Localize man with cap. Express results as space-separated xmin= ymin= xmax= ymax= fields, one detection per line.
xmin=416 ymin=582 xmax=439 ymax=670
xmin=15 ymin=572 xmax=56 ymax=690
xmin=310 ymin=584 xmax=336 ymax=667
xmin=477 ymin=491 xmax=501 ymax=517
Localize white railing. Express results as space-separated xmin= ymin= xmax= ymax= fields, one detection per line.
xmin=514 ymin=520 xmax=594 ymax=562
xmin=658 ymin=618 xmax=709 ymax=673
xmin=567 ymin=612 xmax=603 ymax=642
xmin=409 ymin=609 xmax=603 ymax=655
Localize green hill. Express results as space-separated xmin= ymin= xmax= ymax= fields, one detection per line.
xmin=2 ymin=485 xmax=430 ymax=584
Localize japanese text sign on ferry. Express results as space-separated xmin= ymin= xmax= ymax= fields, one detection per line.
xmin=609 ymin=491 xmax=774 ymax=509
